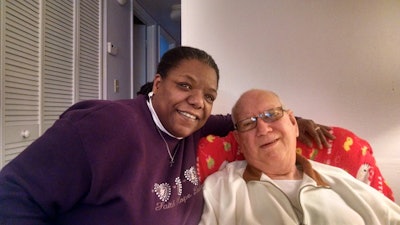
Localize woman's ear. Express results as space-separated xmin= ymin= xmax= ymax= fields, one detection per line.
xmin=152 ymin=74 xmax=162 ymax=94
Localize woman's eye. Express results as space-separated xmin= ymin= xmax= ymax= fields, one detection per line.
xmin=205 ymin=95 xmax=215 ymax=103
xmin=178 ymin=83 xmax=191 ymax=89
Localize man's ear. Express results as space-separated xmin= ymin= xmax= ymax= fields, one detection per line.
xmin=287 ymin=110 xmax=299 ymax=137
xmin=152 ymin=74 xmax=162 ymax=94
xmin=232 ymin=130 xmax=242 ymax=153
xmin=233 ymin=130 xmax=241 ymax=144
xmin=286 ymin=110 xmax=296 ymax=124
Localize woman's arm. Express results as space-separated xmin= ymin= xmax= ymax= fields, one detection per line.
xmin=296 ymin=117 xmax=335 ymax=149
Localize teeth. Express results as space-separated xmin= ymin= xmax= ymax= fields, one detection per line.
xmin=180 ymin=111 xmax=197 ymax=120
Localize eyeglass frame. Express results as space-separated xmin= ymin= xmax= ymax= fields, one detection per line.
xmin=234 ymin=106 xmax=286 ymax=132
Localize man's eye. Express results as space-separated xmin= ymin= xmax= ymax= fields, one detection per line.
xmin=271 ymin=110 xmax=281 ymax=118
xmin=242 ymin=119 xmax=255 ymax=128
xmin=266 ymin=110 xmax=278 ymax=118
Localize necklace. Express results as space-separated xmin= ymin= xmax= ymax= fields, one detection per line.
xmin=156 ymin=127 xmax=178 ymax=167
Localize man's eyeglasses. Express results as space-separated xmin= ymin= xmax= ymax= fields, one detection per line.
xmin=234 ymin=107 xmax=286 ymax=132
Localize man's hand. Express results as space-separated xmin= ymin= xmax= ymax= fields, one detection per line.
xmin=296 ymin=118 xmax=335 ymax=149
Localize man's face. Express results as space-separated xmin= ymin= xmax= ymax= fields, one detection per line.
xmin=233 ymin=90 xmax=299 ymax=174
xmin=151 ymin=59 xmax=218 ymax=138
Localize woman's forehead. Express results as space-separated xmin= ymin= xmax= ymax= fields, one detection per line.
xmin=168 ymin=60 xmax=218 ymax=84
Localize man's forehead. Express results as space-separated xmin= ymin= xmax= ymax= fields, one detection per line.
xmin=233 ymin=90 xmax=281 ymax=118
xmin=240 ymin=94 xmax=280 ymax=108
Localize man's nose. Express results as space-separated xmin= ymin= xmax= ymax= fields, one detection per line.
xmin=256 ymin=117 xmax=273 ymax=134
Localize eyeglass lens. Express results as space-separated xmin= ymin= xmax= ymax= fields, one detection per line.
xmin=236 ymin=107 xmax=284 ymax=132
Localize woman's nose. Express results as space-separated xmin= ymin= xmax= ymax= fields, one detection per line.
xmin=188 ymin=90 xmax=204 ymax=109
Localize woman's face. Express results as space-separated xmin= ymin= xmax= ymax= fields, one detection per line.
xmin=151 ymin=59 xmax=218 ymax=137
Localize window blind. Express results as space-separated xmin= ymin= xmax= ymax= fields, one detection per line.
xmin=1 ymin=0 xmax=102 ymax=166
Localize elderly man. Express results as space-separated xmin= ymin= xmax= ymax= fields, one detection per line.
xmin=199 ymin=89 xmax=400 ymax=225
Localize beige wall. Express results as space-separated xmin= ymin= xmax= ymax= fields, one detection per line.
xmin=182 ymin=0 xmax=400 ymax=203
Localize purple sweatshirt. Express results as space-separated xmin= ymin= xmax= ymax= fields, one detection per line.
xmin=0 ymin=95 xmax=233 ymax=225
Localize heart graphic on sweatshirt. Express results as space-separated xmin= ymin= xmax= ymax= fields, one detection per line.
xmin=153 ymin=182 xmax=171 ymax=202
xmin=184 ymin=166 xmax=199 ymax=186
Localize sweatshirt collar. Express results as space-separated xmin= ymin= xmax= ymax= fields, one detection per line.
xmin=243 ymin=153 xmax=329 ymax=187
xmin=146 ymin=92 xmax=183 ymax=139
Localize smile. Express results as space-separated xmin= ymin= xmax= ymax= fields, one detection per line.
xmin=261 ymin=138 xmax=279 ymax=148
xmin=178 ymin=110 xmax=198 ymax=120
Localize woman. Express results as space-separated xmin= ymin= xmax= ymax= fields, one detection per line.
xmin=0 ymin=46 xmax=330 ymax=224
